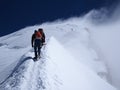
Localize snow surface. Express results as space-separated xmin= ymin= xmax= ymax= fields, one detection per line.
xmin=0 ymin=15 xmax=119 ymax=89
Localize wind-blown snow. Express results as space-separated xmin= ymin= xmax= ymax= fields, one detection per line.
xmin=90 ymin=22 xmax=120 ymax=89
xmin=45 ymin=37 xmax=116 ymax=90
xmin=0 ymin=7 xmax=120 ymax=89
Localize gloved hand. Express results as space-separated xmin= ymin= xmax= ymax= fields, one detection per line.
xmin=42 ymin=42 xmax=46 ymax=45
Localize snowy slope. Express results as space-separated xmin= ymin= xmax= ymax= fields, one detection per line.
xmin=45 ymin=37 xmax=116 ymax=90
xmin=0 ymin=36 xmax=116 ymax=90
xmin=0 ymin=50 xmax=47 ymax=90
xmin=0 ymin=18 xmax=117 ymax=90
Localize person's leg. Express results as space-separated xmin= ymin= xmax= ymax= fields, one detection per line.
xmin=34 ymin=46 xmax=37 ymax=59
xmin=38 ymin=46 xmax=41 ymax=58
xmin=35 ymin=39 xmax=42 ymax=59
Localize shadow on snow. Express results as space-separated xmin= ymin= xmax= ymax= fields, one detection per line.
xmin=0 ymin=56 xmax=33 ymax=85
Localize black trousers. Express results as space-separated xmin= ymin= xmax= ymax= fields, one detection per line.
xmin=34 ymin=39 xmax=42 ymax=58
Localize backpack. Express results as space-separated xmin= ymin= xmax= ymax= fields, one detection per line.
xmin=35 ymin=31 xmax=42 ymax=39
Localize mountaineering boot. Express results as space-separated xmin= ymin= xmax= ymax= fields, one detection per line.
xmin=33 ymin=57 xmax=37 ymax=61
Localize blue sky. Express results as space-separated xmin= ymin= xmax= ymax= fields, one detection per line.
xmin=0 ymin=0 xmax=119 ymax=36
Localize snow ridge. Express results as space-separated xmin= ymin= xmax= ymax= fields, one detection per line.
xmin=0 ymin=27 xmax=117 ymax=90
xmin=0 ymin=51 xmax=46 ymax=90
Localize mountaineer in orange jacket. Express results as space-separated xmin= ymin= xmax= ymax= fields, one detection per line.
xmin=31 ymin=30 xmax=42 ymax=60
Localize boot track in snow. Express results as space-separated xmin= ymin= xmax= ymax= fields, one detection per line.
xmin=0 ymin=52 xmax=47 ymax=90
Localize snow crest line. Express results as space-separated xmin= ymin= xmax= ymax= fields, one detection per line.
xmin=0 ymin=53 xmax=46 ymax=90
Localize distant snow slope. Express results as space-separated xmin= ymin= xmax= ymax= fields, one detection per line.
xmin=90 ymin=21 xmax=120 ymax=89
xmin=0 ymin=18 xmax=118 ymax=90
